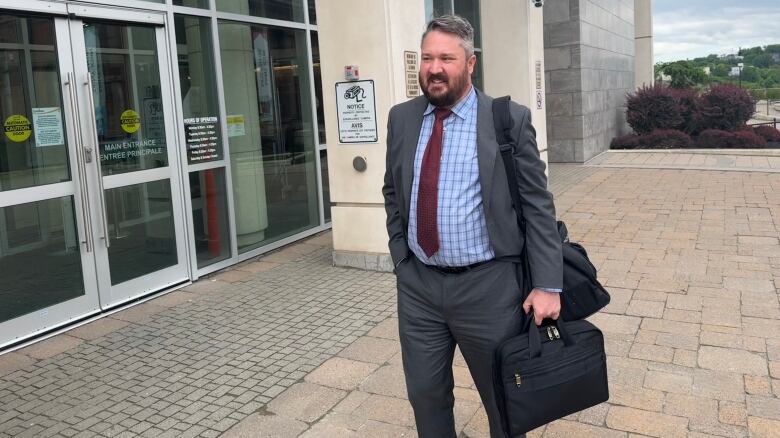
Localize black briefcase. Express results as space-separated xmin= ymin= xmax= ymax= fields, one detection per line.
xmin=494 ymin=317 xmax=609 ymax=437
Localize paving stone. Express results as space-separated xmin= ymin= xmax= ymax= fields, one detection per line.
xmin=266 ymin=383 xmax=346 ymax=423
xmin=351 ymin=394 xmax=416 ymax=427
xmin=300 ymin=421 xmax=359 ymax=438
xmin=606 ymin=406 xmax=688 ymax=437
xmin=693 ymin=369 xmax=745 ymax=402
xmin=150 ymin=291 xmax=196 ymax=308
xmin=626 ymin=300 xmax=665 ymax=318
xmin=747 ymin=395 xmax=780 ymax=421
xmin=221 ymin=413 xmax=307 ymax=438
xmin=747 ymin=416 xmax=780 ymax=438
xmin=588 ymin=313 xmax=641 ymax=335
xmin=628 ymin=343 xmax=674 ymax=363
xmin=66 ymin=318 xmax=130 ymax=341
xmin=109 ymin=302 xmax=168 ymax=323
xmin=544 ymin=419 xmax=626 ymax=437
xmin=359 ymin=365 xmax=407 ymax=399
xmin=643 ymin=370 xmax=692 ymax=394
xmin=18 ymin=335 xmax=83 ymax=360
xmin=719 ymin=401 xmax=747 ymax=426
xmin=462 ymin=407 xmax=489 ymax=438
xmin=332 ymin=391 xmax=371 ymax=414
xmin=366 ymin=318 xmax=399 ymax=341
xmin=337 ymin=337 xmax=400 ymax=364
xmin=0 ymin=352 xmax=35 ymax=377
xmin=745 ymin=375 xmax=772 ymax=395
xmin=355 ymin=420 xmax=416 ymax=437
xmin=698 ymin=346 xmax=768 ymax=376
xmin=305 ymin=357 xmax=379 ymax=391
xmin=609 ymin=384 xmax=664 ymax=412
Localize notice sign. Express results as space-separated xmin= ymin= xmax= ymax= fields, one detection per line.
xmin=404 ymin=51 xmax=420 ymax=97
xmin=32 ymin=107 xmax=64 ymax=147
xmin=184 ymin=116 xmax=220 ymax=163
xmin=335 ymin=80 xmax=378 ymax=143
xmin=226 ymin=115 xmax=245 ymax=138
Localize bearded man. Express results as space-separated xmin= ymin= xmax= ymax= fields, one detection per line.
xmin=382 ymin=14 xmax=563 ymax=438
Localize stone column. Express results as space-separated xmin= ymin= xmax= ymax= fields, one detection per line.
xmin=317 ymin=0 xmax=425 ymax=271
xmin=481 ymin=0 xmax=550 ymax=166
xmin=634 ymin=0 xmax=654 ymax=87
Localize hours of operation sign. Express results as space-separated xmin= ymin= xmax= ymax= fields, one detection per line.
xmin=335 ymin=80 xmax=378 ymax=143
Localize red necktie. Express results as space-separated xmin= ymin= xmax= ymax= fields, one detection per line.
xmin=417 ymin=107 xmax=452 ymax=257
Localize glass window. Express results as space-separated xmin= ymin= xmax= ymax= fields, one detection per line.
xmin=84 ymin=22 xmax=168 ymax=176
xmin=454 ymin=0 xmax=481 ymax=47
xmin=219 ymin=20 xmax=319 ymax=253
xmin=190 ymin=168 xmax=231 ymax=268
xmin=174 ymin=0 xmax=210 ymax=8
xmin=175 ymin=15 xmax=223 ymax=164
xmin=0 ymin=14 xmax=70 ymax=192
xmin=216 ymin=0 xmax=305 ymax=23
xmin=311 ymin=31 xmax=325 ymax=144
xmin=0 ymin=197 xmax=85 ymax=324
xmin=320 ymin=149 xmax=330 ymax=223
xmin=105 ymin=180 xmax=178 ymax=285
xmin=308 ymin=0 xmax=317 ymax=24
xmin=473 ymin=51 xmax=483 ymax=91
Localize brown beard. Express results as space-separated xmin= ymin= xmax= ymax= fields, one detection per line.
xmin=419 ymin=64 xmax=470 ymax=107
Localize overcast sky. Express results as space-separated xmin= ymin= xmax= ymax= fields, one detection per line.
xmin=653 ymin=0 xmax=780 ymax=63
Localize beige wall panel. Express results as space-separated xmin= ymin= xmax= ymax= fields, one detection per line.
xmin=331 ymin=206 xmax=390 ymax=253
xmin=329 ymin=145 xmax=386 ymax=204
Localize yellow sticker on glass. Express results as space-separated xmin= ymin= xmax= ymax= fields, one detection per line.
xmin=120 ymin=109 xmax=141 ymax=134
xmin=4 ymin=115 xmax=32 ymax=142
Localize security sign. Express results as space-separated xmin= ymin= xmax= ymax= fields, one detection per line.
xmin=4 ymin=114 xmax=32 ymax=142
xmin=335 ymin=80 xmax=378 ymax=143
xmin=120 ymin=109 xmax=141 ymax=134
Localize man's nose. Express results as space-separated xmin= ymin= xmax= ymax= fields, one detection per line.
xmin=427 ymin=59 xmax=444 ymax=74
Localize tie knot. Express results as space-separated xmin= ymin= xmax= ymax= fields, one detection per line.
xmin=434 ymin=107 xmax=452 ymax=121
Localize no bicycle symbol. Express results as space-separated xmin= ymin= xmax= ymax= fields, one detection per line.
xmin=344 ymin=85 xmax=366 ymax=103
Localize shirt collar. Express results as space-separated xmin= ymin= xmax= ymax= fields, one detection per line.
xmin=423 ymin=86 xmax=476 ymax=120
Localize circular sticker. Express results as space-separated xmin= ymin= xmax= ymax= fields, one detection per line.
xmin=4 ymin=115 xmax=32 ymax=142
xmin=120 ymin=109 xmax=141 ymax=134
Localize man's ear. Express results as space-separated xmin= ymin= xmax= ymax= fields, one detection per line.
xmin=467 ymin=54 xmax=477 ymax=75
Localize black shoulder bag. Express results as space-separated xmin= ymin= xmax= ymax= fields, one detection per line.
xmin=492 ymin=96 xmax=610 ymax=321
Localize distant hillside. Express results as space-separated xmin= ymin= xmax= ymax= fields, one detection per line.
xmin=657 ymin=44 xmax=780 ymax=89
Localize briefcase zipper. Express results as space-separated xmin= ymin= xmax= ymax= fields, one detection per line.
xmin=509 ymin=347 xmax=603 ymax=387
xmin=546 ymin=326 xmax=561 ymax=341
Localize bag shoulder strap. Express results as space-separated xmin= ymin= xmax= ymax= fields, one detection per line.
xmin=492 ymin=96 xmax=525 ymax=229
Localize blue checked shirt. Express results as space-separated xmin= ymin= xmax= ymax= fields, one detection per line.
xmin=407 ymin=87 xmax=561 ymax=292
xmin=408 ymin=87 xmax=491 ymax=267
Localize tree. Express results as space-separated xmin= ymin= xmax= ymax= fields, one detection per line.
xmin=712 ymin=63 xmax=730 ymax=77
xmin=658 ymin=61 xmax=707 ymax=88
xmin=742 ymin=66 xmax=760 ymax=83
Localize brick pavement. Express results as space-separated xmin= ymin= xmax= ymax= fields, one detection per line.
xmin=2 ymin=155 xmax=780 ymax=437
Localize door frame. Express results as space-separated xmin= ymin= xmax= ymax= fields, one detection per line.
xmin=67 ymin=4 xmax=192 ymax=308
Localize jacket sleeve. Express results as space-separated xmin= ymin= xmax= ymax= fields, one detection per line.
xmin=510 ymin=104 xmax=563 ymax=290
xmin=382 ymin=106 xmax=409 ymax=266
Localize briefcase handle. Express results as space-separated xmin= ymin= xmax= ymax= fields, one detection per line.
xmin=527 ymin=313 xmax=576 ymax=358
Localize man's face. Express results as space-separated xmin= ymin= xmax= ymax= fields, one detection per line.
xmin=419 ymin=30 xmax=476 ymax=107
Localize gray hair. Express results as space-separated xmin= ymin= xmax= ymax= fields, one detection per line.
xmin=421 ymin=14 xmax=475 ymax=58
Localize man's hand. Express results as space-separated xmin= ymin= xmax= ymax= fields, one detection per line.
xmin=522 ymin=288 xmax=561 ymax=325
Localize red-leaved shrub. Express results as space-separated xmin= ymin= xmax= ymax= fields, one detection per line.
xmin=669 ymin=87 xmax=701 ymax=134
xmin=696 ymin=129 xmax=766 ymax=148
xmin=611 ymin=133 xmax=640 ymax=149
xmin=638 ymin=129 xmax=693 ymax=149
xmin=626 ymin=85 xmax=683 ymax=134
xmin=610 ymin=130 xmax=692 ymax=150
xmin=753 ymin=125 xmax=780 ymax=142
xmin=698 ymin=85 xmax=756 ymax=131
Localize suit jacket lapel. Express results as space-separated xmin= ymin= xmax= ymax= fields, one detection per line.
xmin=476 ymin=90 xmax=497 ymax=216
xmin=401 ymin=97 xmax=428 ymax=224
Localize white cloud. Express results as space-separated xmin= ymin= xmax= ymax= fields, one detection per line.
xmin=653 ymin=6 xmax=780 ymax=62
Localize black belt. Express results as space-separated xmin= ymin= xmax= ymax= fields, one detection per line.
xmin=424 ymin=259 xmax=491 ymax=274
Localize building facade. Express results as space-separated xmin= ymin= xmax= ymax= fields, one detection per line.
xmin=0 ymin=0 xmax=651 ymax=349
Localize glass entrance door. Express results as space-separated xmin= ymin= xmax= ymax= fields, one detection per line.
xmin=0 ymin=3 xmax=189 ymax=348
xmin=68 ymin=6 xmax=189 ymax=308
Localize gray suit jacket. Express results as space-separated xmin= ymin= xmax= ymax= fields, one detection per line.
xmin=382 ymin=90 xmax=563 ymax=290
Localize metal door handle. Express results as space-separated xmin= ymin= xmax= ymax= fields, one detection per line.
xmin=84 ymin=74 xmax=111 ymax=248
xmin=65 ymin=72 xmax=93 ymax=253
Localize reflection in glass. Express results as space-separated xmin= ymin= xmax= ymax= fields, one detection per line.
xmin=219 ymin=20 xmax=319 ymax=253
xmin=175 ymin=15 xmax=223 ymax=164
xmin=0 ymin=197 xmax=85 ymax=323
xmin=320 ymin=150 xmax=330 ymax=223
xmin=454 ymin=0 xmax=481 ymax=47
xmin=311 ymin=31 xmax=325 ymax=144
xmin=190 ymin=168 xmax=231 ymax=268
xmin=174 ymin=0 xmax=209 ymax=8
xmin=84 ymin=22 xmax=168 ymax=176
xmin=0 ymin=14 xmax=70 ymax=192
xmin=105 ymin=180 xmax=178 ymax=285
xmin=308 ymin=0 xmax=317 ymax=24
xmin=473 ymin=51 xmax=484 ymax=91
xmin=216 ymin=0 xmax=304 ymax=22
